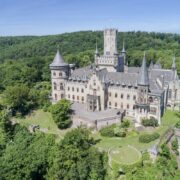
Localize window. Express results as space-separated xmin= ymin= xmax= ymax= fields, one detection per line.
xmin=77 ymin=96 xmax=79 ymax=100
xmin=82 ymin=97 xmax=84 ymax=102
xmin=149 ymin=97 xmax=153 ymax=103
xmin=60 ymin=83 xmax=63 ymax=90
xmin=72 ymin=95 xmax=75 ymax=100
xmin=127 ymin=104 xmax=129 ymax=109
xmin=53 ymin=72 xmax=56 ymax=76
xmin=53 ymin=82 xmax=57 ymax=90
xmin=109 ymin=92 xmax=111 ymax=97
xmin=55 ymin=94 xmax=57 ymax=100
xmin=127 ymin=94 xmax=130 ymax=100
xmin=168 ymin=90 xmax=172 ymax=98
xmin=77 ymin=88 xmax=79 ymax=92
xmin=133 ymin=95 xmax=136 ymax=101
xmin=81 ymin=88 xmax=84 ymax=93
xmin=121 ymin=94 xmax=123 ymax=99
xmin=61 ymin=94 xmax=64 ymax=99
xmin=115 ymin=102 xmax=117 ymax=107
xmin=115 ymin=93 xmax=118 ymax=98
xmin=68 ymin=86 xmax=70 ymax=91
xmin=93 ymin=89 xmax=97 ymax=96
xmin=93 ymin=80 xmax=96 ymax=86
xmin=121 ymin=103 xmax=123 ymax=109
xmin=72 ymin=87 xmax=74 ymax=91
xmin=133 ymin=105 xmax=136 ymax=110
xmin=109 ymin=102 xmax=111 ymax=106
xmin=59 ymin=72 xmax=62 ymax=77
xmin=68 ymin=94 xmax=70 ymax=98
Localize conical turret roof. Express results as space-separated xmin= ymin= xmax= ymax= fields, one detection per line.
xmin=50 ymin=50 xmax=68 ymax=69
xmin=138 ymin=52 xmax=149 ymax=86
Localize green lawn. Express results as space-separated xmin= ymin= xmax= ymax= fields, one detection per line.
xmin=110 ymin=146 xmax=141 ymax=165
xmin=95 ymin=110 xmax=180 ymax=152
xmin=12 ymin=109 xmax=68 ymax=139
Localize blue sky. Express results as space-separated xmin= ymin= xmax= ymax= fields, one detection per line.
xmin=0 ymin=0 xmax=180 ymax=36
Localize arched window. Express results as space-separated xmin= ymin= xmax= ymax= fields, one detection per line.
xmin=55 ymin=94 xmax=57 ymax=100
xmin=59 ymin=72 xmax=62 ymax=77
xmin=127 ymin=94 xmax=130 ymax=100
xmin=109 ymin=92 xmax=111 ymax=97
xmin=68 ymin=94 xmax=70 ymax=98
xmin=77 ymin=96 xmax=79 ymax=100
xmin=68 ymin=86 xmax=70 ymax=91
xmin=149 ymin=97 xmax=153 ymax=103
xmin=77 ymin=88 xmax=79 ymax=92
xmin=82 ymin=97 xmax=84 ymax=102
xmin=53 ymin=82 xmax=57 ymax=90
xmin=133 ymin=105 xmax=136 ymax=110
xmin=109 ymin=102 xmax=111 ymax=106
xmin=61 ymin=94 xmax=64 ymax=99
xmin=127 ymin=104 xmax=129 ymax=109
xmin=53 ymin=72 xmax=56 ymax=76
xmin=115 ymin=93 xmax=118 ymax=98
xmin=81 ymin=88 xmax=84 ymax=93
xmin=72 ymin=87 xmax=74 ymax=91
xmin=115 ymin=102 xmax=117 ymax=107
xmin=72 ymin=95 xmax=75 ymax=100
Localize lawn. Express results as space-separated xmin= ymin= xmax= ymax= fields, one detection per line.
xmin=95 ymin=110 xmax=180 ymax=152
xmin=12 ymin=109 xmax=68 ymax=139
xmin=110 ymin=146 xmax=141 ymax=165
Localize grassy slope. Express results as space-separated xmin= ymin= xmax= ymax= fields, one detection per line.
xmin=12 ymin=109 xmax=180 ymax=151
xmin=12 ymin=109 xmax=68 ymax=139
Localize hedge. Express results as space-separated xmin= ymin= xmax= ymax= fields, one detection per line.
xmin=141 ymin=117 xmax=158 ymax=127
xmin=100 ymin=124 xmax=116 ymax=137
xmin=139 ymin=132 xmax=160 ymax=143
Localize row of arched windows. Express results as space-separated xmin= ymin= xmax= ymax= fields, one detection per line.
xmin=108 ymin=102 xmax=136 ymax=110
xmin=68 ymin=87 xmax=84 ymax=93
xmin=53 ymin=82 xmax=64 ymax=90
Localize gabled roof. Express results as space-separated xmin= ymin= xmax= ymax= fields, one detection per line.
xmin=50 ymin=50 xmax=68 ymax=68
xmin=138 ymin=52 xmax=149 ymax=86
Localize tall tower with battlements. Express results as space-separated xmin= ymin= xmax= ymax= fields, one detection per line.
xmin=95 ymin=29 xmax=124 ymax=72
xmin=104 ymin=29 xmax=118 ymax=56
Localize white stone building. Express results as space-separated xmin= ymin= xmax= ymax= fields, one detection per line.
xmin=50 ymin=29 xmax=180 ymax=126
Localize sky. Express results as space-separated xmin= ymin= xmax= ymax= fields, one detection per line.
xmin=0 ymin=0 xmax=180 ymax=36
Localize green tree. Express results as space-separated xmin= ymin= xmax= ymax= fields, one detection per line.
xmin=50 ymin=99 xmax=72 ymax=129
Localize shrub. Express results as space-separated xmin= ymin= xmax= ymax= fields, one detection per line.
xmin=100 ymin=124 xmax=116 ymax=137
xmin=139 ymin=132 xmax=160 ymax=143
xmin=175 ymin=122 xmax=180 ymax=129
xmin=121 ymin=120 xmax=130 ymax=128
xmin=141 ymin=117 xmax=158 ymax=127
xmin=171 ymin=138 xmax=179 ymax=155
xmin=114 ymin=128 xmax=126 ymax=137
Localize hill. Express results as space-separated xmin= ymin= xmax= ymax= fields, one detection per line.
xmin=0 ymin=30 xmax=179 ymax=91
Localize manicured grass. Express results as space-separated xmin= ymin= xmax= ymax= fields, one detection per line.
xmin=95 ymin=110 xmax=180 ymax=152
xmin=110 ymin=146 xmax=141 ymax=165
xmin=12 ymin=109 xmax=68 ymax=139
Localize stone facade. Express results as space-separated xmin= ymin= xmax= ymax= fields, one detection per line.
xmin=50 ymin=28 xmax=180 ymax=126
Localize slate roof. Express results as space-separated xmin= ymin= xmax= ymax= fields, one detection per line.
xmin=50 ymin=50 xmax=68 ymax=68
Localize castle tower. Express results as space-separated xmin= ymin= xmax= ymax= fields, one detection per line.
xmin=135 ymin=52 xmax=150 ymax=122
xmin=104 ymin=29 xmax=118 ymax=56
xmin=49 ymin=50 xmax=69 ymax=103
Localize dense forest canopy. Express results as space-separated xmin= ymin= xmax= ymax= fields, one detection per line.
xmin=0 ymin=30 xmax=179 ymax=92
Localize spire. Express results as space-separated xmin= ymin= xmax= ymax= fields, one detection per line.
xmin=50 ymin=50 xmax=68 ymax=68
xmin=121 ymin=40 xmax=126 ymax=53
xmin=138 ymin=52 xmax=149 ymax=86
xmin=171 ymin=55 xmax=176 ymax=70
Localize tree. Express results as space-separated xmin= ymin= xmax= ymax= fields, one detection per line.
xmin=0 ymin=125 xmax=56 ymax=180
xmin=4 ymin=84 xmax=36 ymax=115
xmin=50 ymin=99 xmax=72 ymax=129
xmin=47 ymin=128 xmax=107 ymax=180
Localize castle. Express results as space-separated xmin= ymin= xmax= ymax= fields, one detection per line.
xmin=50 ymin=29 xmax=180 ymax=127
